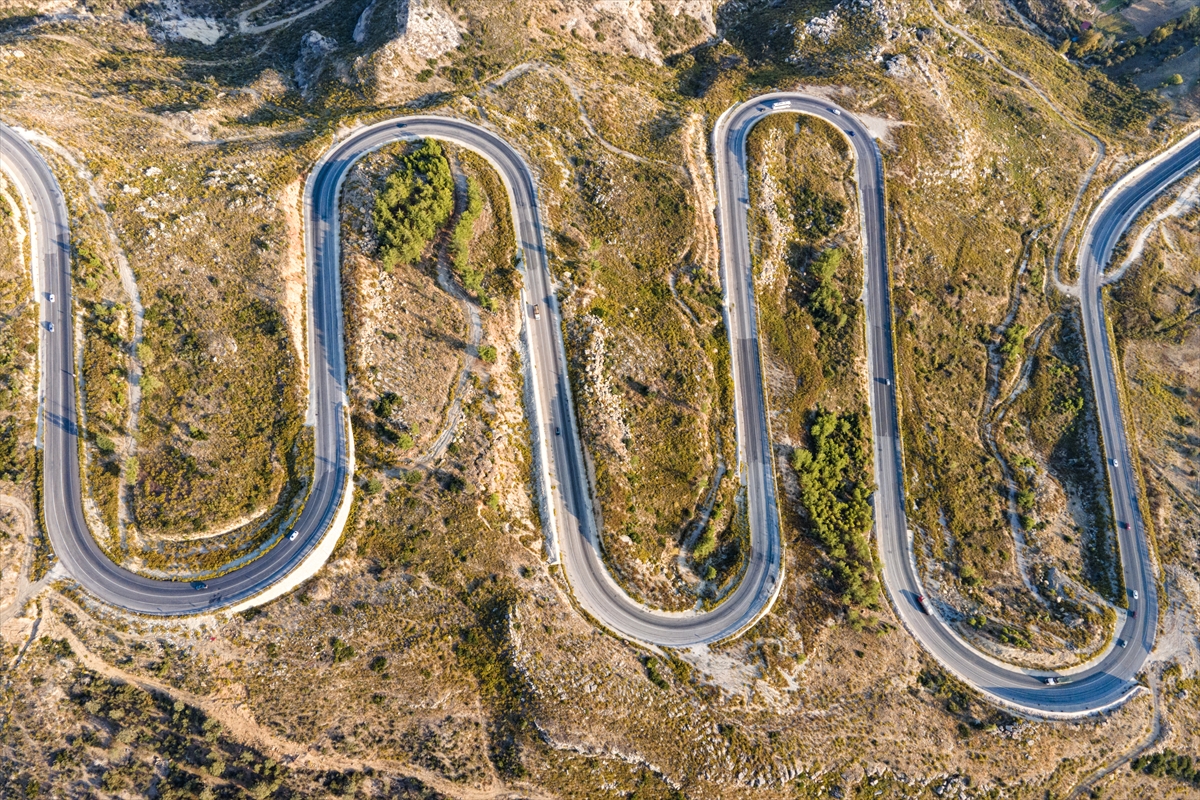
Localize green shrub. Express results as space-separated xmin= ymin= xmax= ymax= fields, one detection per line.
xmin=644 ymin=656 xmax=669 ymax=689
xmin=373 ymin=391 xmax=401 ymax=418
xmin=330 ymin=637 xmax=355 ymax=663
xmin=373 ymin=140 xmax=454 ymax=268
xmin=692 ymin=527 xmax=717 ymax=561
xmin=1131 ymin=749 xmax=1199 ymax=786
xmin=478 ymin=344 xmax=497 ymax=363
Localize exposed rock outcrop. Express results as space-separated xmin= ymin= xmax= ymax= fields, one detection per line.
xmin=294 ymin=30 xmax=337 ymax=96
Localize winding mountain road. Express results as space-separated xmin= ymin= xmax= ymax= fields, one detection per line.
xmin=5 ymin=96 xmax=1197 ymax=716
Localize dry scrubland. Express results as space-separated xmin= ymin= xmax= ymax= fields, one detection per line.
xmin=869 ymin=0 xmax=1169 ymax=665
xmin=340 ymin=140 xmax=466 ymax=467
xmin=1 ymin=29 xmax=323 ymax=577
xmin=0 ymin=172 xmax=37 ymax=488
xmin=0 ymin=0 xmax=1198 ymax=796
xmin=744 ymin=114 xmax=880 ymax=613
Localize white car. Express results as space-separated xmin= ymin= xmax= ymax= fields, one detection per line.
xmin=1132 ymin=589 xmax=1138 ymax=601
xmin=1111 ymin=458 xmax=1119 ymax=467
xmin=288 ymin=529 xmax=299 ymax=541
xmin=47 ymin=322 xmax=54 ymax=332
xmin=48 ymin=292 xmax=55 ymax=303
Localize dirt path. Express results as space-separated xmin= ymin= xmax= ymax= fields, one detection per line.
xmin=39 ymin=606 xmax=555 ymax=800
xmin=1066 ymin=672 xmax=1163 ymax=798
xmin=977 ymin=231 xmax=1048 ymax=602
xmin=416 ymin=157 xmax=482 ymax=468
xmin=236 ymin=0 xmax=339 ymax=34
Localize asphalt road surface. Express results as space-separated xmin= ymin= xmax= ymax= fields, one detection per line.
xmin=7 ymin=100 xmax=1195 ymax=713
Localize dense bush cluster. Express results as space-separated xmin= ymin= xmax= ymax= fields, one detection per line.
xmin=1131 ymin=749 xmax=1200 ymax=787
xmin=1064 ymin=6 xmax=1199 ymax=64
xmin=373 ymin=140 xmax=454 ymax=269
xmin=792 ymin=409 xmax=878 ymax=606
xmin=1080 ymin=70 xmax=1169 ymax=136
xmin=793 ymin=185 xmax=846 ymax=240
xmin=450 ymin=177 xmax=487 ymax=298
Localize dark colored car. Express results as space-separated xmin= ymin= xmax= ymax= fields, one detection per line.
xmin=1117 ymin=638 xmax=1127 ymax=648
xmin=191 ymin=581 xmax=207 ymax=590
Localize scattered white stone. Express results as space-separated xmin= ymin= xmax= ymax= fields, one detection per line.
xmin=145 ymin=166 xmax=163 ymax=177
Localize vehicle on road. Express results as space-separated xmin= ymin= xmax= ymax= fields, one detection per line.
xmin=191 ymin=581 xmax=207 ymax=590
xmin=288 ymin=529 xmax=299 ymax=541
xmin=1118 ymin=638 xmax=1127 ymax=647
xmin=533 ymin=304 xmax=541 ymax=320
xmin=1132 ymin=589 xmax=1138 ymax=601
xmin=1043 ymin=677 xmax=1058 ymax=686
xmin=1111 ymin=458 xmax=1119 ymax=467
xmin=917 ymin=594 xmax=932 ymax=614
xmin=772 ymin=100 xmax=792 ymax=110
xmin=830 ymin=108 xmax=842 ymax=115
xmin=1120 ymin=521 xmax=1130 ymax=530
xmin=47 ymin=321 xmax=54 ymax=332
xmin=555 ymin=426 xmax=560 ymax=436
xmin=48 ymin=292 xmax=55 ymax=303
